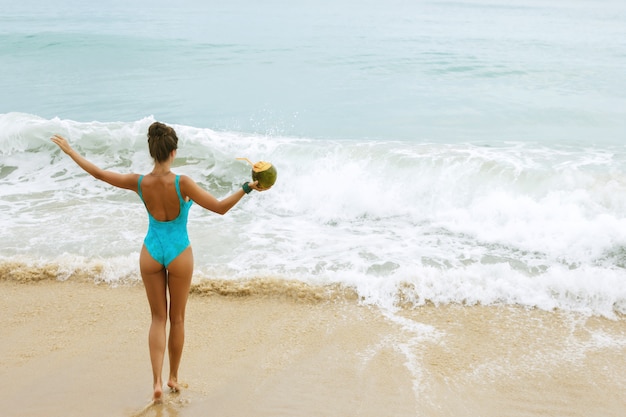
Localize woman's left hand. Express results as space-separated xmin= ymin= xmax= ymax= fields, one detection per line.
xmin=51 ymin=134 xmax=73 ymax=154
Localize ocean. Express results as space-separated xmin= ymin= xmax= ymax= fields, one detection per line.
xmin=2 ymin=0 xmax=626 ymax=317
xmin=2 ymin=0 xmax=626 ymax=415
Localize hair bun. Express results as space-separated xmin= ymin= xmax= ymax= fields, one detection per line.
xmin=148 ymin=122 xmax=168 ymax=140
xmin=147 ymin=121 xmax=179 ymax=162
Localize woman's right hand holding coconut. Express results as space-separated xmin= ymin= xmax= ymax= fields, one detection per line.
xmin=238 ymin=158 xmax=278 ymax=191
xmin=242 ymin=180 xmax=272 ymax=193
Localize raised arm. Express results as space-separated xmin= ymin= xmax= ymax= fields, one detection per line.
xmin=179 ymin=175 xmax=267 ymax=215
xmin=51 ymin=134 xmax=139 ymax=191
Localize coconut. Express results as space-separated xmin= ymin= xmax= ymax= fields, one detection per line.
xmin=237 ymin=158 xmax=277 ymax=188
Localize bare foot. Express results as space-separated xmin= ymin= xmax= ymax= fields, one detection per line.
xmin=167 ymin=378 xmax=188 ymax=393
xmin=167 ymin=378 xmax=180 ymax=393
xmin=153 ymin=383 xmax=163 ymax=403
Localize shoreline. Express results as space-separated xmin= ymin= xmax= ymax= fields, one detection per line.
xmin=1 ymin=279 xmax=625 ymax=417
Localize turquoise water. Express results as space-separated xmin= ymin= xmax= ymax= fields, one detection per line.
xmin=2 ymin=0 xmax=625 ymax=142
xmin=1 ymin=0 xmax=626 ymax=316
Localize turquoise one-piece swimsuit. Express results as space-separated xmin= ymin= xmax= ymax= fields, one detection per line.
xmin=137 ymin=175 xmax=193 ymax=267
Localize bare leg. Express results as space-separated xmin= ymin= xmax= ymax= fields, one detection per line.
xmin=140 ymin=245 xmax=168 ymax=402
xmin=165 ymin=246 xmax=194 ymax=392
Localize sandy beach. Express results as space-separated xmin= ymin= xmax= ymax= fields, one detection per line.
xmin=1 ymin=278 xmax=625 ymax=417
xmin=3 ymin=1 xmax=626 ymax=416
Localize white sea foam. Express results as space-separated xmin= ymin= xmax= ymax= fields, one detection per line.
xmin=1 ymin=114 xmax=625 ymax=316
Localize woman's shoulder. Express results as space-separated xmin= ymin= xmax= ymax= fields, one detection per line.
xmin=177 ymin=174 xmax=195 ymax=185
xmin=177 ymin=174 xmax=198 ymax=196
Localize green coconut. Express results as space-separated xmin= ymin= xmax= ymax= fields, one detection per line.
xmin=237 ymin=158 xmax=277 ymax=188
xmin=251 ymin=162 xmax=277 ymax=188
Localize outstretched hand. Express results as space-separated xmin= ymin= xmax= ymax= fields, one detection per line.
xmin=51 ymin=134 xmax=73 ymax=154
xmin=249 ymin=181 xmax=271 ymax=192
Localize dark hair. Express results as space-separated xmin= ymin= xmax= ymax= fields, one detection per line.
xmin=147 ymin=121 xmax=178 ymax=162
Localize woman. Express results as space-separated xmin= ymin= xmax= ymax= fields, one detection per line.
xmin=51 ymin=121 xmax=268 ymax=402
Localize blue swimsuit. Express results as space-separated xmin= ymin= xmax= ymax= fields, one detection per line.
xmin=137 ymin=175 xmax=193 ymax=267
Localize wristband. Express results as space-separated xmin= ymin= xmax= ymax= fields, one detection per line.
xmin=242 ymin=182 xmax=252 ymax=194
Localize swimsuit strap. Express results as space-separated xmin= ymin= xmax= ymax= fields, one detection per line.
xmin=174 ymin=175 xmax=185 ymax=205
xmin=137 ymin=175 xmax=145 ymax=201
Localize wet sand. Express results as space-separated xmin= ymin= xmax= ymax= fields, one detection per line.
xmin=1 ymin=279 xmax=625 ymax=417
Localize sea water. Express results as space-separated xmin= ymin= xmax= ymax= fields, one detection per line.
xmin=1 ymin=0 xmax=626 ymax=317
